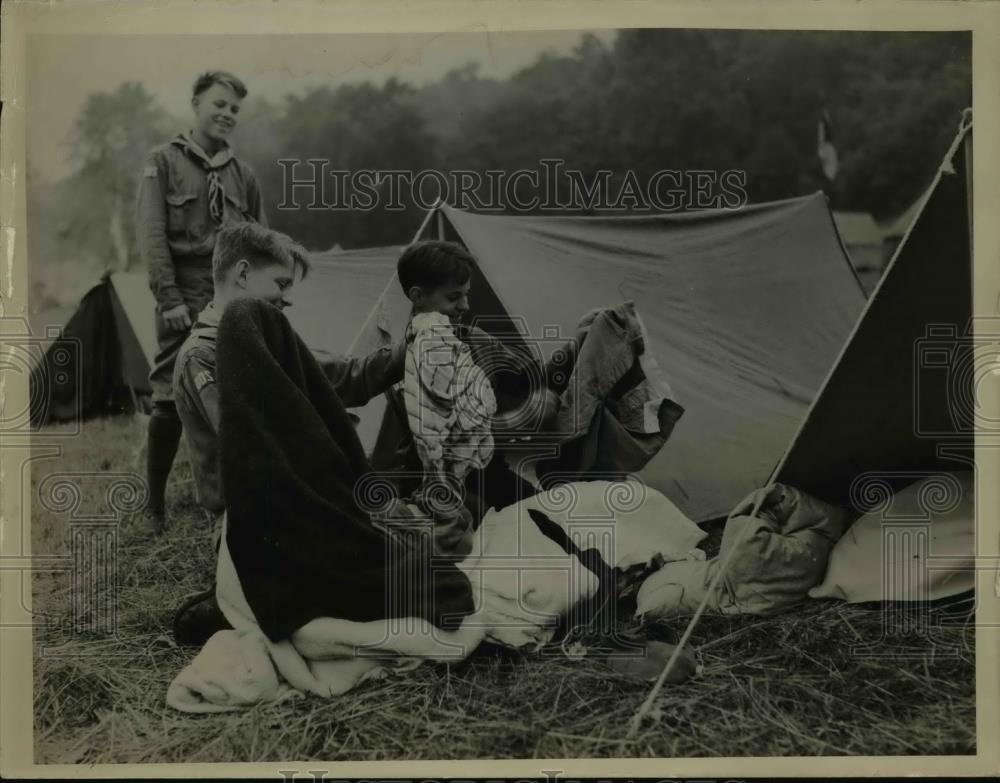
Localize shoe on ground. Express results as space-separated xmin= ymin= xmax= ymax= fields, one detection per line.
xmin=173 ymin=587 xmax=232 ymax=646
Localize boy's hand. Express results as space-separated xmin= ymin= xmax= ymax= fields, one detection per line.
xmin=162 ymin=304 xmax=192 ymax=332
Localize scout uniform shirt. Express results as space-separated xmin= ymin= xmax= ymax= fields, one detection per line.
xmin=173 ymin=302 xmax=407 ymax=514
xmin=137 ymin=131 xmax=266 ymax=403
xmin=137 ymin=131 xmax=267 ymax=314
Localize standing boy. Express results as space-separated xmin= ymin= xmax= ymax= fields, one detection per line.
xmin=136 ymin=70 xmax=265 ymax=533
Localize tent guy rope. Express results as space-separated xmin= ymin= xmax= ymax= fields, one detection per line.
xmin=626 ymin=491 xmax=767 ymax=739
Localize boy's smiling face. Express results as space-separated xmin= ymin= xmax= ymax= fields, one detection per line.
xmin=224 ymin=260 xmax=296 ymax=310
xmin=409 ymin=279 xmax=471 ymax=325
xmin=192 ymin=82 xmax=242 ymax=145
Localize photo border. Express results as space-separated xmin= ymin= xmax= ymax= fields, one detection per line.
xmin=2 ymin=0 xmax=998 ymax=778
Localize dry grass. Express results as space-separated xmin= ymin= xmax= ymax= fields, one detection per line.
xmin=31 ymin=415 xmax=976 ymax=763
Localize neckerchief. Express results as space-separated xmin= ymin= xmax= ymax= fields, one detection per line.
xmin=172 ymin=131 xmax=236 ymax=224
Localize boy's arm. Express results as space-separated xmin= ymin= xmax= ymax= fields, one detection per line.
xmin=319 ymin=340 xmax=407 ymax=408
xmin=177 ymin=349 xmax=221 ymax=434
xmin=136 ymin=151 xmax=184 ymax=312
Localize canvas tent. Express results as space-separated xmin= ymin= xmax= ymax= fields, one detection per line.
xmin=350 ymin=193 xmax=867 ymax=523
xmin=29 ymin=272 xmax=158 ymax=425
xmin=282 ymin=245 xmax=401 ymax=360
xmin=30 ymin=245 xmax=402 ymax=426
xmin=773 ymin=119 xmax=974 ymax=510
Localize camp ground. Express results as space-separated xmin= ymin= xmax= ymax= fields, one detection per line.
xmin=351 ymin=191 xmax=867 ymax=523
xmin=28 ymin=118 xmax=977 ymax=762
xmin=33 ymin=201 xmax=868 ymax=524
xmin=28 ymin=245 xmax=401 ymax=426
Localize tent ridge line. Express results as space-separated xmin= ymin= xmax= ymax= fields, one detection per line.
xmin=344 ymin=202 xmax=442 ymax=356
xmin=441 ymin=191 xmax=828 ymax=224
xmin=438 ymin=203 xmax=525 ymax=341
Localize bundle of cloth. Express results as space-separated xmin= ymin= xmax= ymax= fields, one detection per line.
xmin=460 ymin=479 xmax=707 ymax=650
xmin=169 ymin=478 xmax=707 ymax=712
xmin=808 ymin=471 xmax=975 ymax=603
xmin=500 ymin=301 xmax=684 ymax=488
xmin=635 ymin=483 xmax=851 ymax=620
xmin=167 ymin=299 xmax=702 ymax=713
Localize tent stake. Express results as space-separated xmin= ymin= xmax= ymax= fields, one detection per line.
xmin=626 ymin=491 xmax=767 ymax=739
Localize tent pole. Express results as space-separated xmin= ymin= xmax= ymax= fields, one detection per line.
xmin=626 ymin=491 xmax=767 ymax=739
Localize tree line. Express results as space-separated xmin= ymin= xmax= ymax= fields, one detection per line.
xmin=28 ymin=28 xmax=971 ymax=305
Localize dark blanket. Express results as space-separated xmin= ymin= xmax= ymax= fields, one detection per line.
xmin=216 ymin=298 xmax=475 ymax=642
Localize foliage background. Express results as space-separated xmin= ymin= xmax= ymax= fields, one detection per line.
xmin=27 ymin=29 xmax=971 ymax=309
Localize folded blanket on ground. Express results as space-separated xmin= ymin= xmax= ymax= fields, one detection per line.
xmin=636 ymin=483 xmax=850 ymax=619
xmin=168 ymin=478 xmax=705 ymax=710
xmin=215 ymin=298 xmax=475 ymax=643
xmin=166 ymin=513 xmax=483 ymax=714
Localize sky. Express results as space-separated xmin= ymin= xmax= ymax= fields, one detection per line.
xmin=27 ymin=30 xmax=615 ymax=183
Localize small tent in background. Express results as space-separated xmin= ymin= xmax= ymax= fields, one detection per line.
xmin=832 ymin=210 xmax=884 ymax=295
xmin=29 ymin=272 xmax=157 ymax=425
xmin=350 ymin=192 xmax=867 ymax=523
xmin=773 ymin=118 xmax=973 ymax=509
xmin=30 ymin=245 xmax=403 ymax=426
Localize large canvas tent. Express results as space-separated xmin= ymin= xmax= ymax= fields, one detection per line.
xmin=773 ymin=120 xmax=974 ymax=510
xmin=351 ymin=193 xmax=867 ymax=522
xmin=30 ymin=246 xmax=401 ymax=426
xmin=282 ymin=245 xmax=401 ymax=359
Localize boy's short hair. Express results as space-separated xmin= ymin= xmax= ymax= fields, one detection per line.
xmin=193 ymin=70 xmax=248 ymax=99
xmin=213 ymin=223 xmax=311 ymax=284
xmin=397 ymin=240 xmax=474 ymax=294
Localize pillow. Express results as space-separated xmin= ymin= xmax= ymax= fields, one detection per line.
xmin=809 ymin=471 xmax=975 ymax=603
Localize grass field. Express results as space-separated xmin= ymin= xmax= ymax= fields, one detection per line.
xmin=31 ymin=415 xmax=976 ymax=763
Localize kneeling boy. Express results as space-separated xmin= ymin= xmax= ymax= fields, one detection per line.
xmin=173 ymin=223 xmax=407 ymax=523
xmin=170 ymin=223 xmax=406 ymax=644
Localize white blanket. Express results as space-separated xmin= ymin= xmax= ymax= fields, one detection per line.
xmin=167 ymin=480 xmax=705 ymax=711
